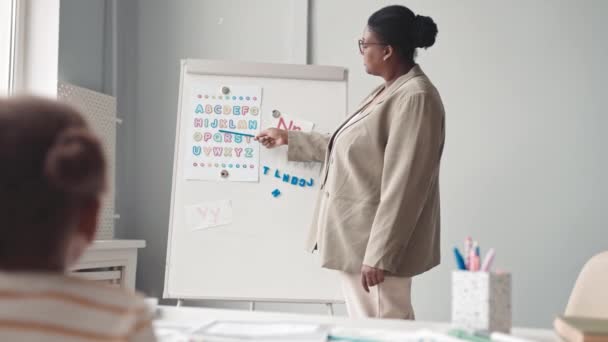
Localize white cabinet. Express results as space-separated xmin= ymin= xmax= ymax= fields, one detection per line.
xmin=70 ymin=240 xmax=145 ymax=289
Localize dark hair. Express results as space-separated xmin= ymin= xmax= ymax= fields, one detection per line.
xmin=0 ymin=96 xmax=106 ymax=269
xmin=368 ymin=5 xmax=438 ymax=63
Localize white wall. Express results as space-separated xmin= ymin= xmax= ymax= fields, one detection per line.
xmin=18 ymin=0 xmax=60 ymax=97
xmin=108 ymin=0 xmax=608 ymax=327
xmin=0 ymin=0 xmax=12 ymax=94
xmin=311 ymin=0 xmax=608 ymax=327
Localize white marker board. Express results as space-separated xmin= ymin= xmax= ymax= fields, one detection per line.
xmin=164 ymin=59 xmax=348 ymax=303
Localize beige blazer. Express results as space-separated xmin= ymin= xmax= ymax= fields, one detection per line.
xmin=287 ymin=65 xmax=445 ymax=277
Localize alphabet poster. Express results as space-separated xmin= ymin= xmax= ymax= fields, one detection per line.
xmin=185 ymin=86 xmax=262 ymax=182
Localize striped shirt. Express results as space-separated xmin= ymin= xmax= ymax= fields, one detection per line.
xmin=0 ymin=272 xmax=156 ymax=342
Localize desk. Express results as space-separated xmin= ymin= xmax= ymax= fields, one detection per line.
xmin=156 ymin=306 xmax=560 ymax=342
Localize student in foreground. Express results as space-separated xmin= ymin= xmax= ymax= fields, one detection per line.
xmin=0 ymin=96 xmax=156 ymax=341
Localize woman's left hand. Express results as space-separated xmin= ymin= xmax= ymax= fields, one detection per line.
xmin=361 ymin=265 xmax=385 ymax=292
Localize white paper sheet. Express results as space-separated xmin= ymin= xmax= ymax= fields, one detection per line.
xmin=185 ymin=200 xmax=233 ymax=231
xmin=192 ymin=321 xmax=327 ymax=341
xmin=206 ymin=322 xmax=322 ymax=336
xmin=330 ymin=327 xmax=463 ymax=342
xmin=270 ymin=114 xmax=315 ymax=133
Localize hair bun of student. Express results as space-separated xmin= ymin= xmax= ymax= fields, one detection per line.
xmin=413 ymin=14 xmax=438 ymax=49
xmin=44 ymin=128 xmax=106 ymax=197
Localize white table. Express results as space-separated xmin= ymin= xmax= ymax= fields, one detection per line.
xmin=156 ymin=306 xmax=560 ymax=342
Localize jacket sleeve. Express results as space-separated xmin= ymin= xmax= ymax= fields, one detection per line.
xmin=362 ymin=92 xmax=444 ymax=274
xmin=287 ymin=131 xmax=331 ymax=162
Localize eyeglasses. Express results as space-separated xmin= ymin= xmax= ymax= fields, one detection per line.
xmin=358 ymin=39 xmax=387 ymax=54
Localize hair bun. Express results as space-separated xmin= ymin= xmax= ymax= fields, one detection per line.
xmin=44 ymin=128 xmax=107 ymax=197
xmin=413 ymin=14 xmax=438 ymax=48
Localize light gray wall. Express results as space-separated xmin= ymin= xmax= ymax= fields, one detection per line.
xmin=58 ymin=0 xmax=109 ymax=94
xmin=311 ymin=0 xmax=608 ymax=327
xmin=114 ymin=0 xmax=138 ymax=247
xmin=105 ymin=0 xmax=608 ymax=328
xmin=117 ymin=0 xmax=338 ymax=315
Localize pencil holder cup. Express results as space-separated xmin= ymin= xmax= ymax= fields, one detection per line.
xmin=451 ymin=271 xmax=512 ymax=333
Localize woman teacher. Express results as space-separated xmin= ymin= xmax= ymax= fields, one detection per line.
xmin=256 ymin=5 xmax=445 ymax=320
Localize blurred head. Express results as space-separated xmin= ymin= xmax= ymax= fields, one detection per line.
xmin=360 ymin=5 xmax=438 ymax=76
xmin=0 ymin=96 xmax=107 ymax=271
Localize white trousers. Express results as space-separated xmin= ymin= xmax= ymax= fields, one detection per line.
xmin=338 ymin=271 xmax=415 ymax=320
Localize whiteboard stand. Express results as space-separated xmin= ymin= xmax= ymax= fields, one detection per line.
xmin=249 ymin=301 xmax=256 ymax=312
xmin=326 ymin=303 xmax=334 ymax=316
xmin=164 ymin=59 xmax=348 ymax=306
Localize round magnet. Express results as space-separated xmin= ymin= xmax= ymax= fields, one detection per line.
xmin=220 ymin=169 xmax=229 ymax=178
xmin=221 ymin=86 xmax=230 ymax=95
xmin=272 ymin=110 xmax=281 ymax=118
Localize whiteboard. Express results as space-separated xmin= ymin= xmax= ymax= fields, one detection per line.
xmin=164 ymin=59 xmax=348 ymax=303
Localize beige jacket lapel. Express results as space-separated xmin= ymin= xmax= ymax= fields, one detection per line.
xmin=320 ymin=65 xmax=426 ymax=188
xmin=333 ymin=65 xmax=426 ymax=141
